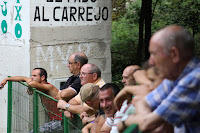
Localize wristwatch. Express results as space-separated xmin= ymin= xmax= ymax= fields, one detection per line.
xmin=65 ymin=103 xmax=70 ymax=110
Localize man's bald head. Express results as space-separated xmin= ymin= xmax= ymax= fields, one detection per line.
xmin=152 ymin=25 xmax=194 ymax=60
xmin=149 ymin=25 xmax=194 ymax=80
xmin=122 ymin=65 xmax=141 ymax=86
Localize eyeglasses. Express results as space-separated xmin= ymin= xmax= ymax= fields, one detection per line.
xmin=80 ymin=72 xmax=93 ymax=76
xmin=68 ymin=61 xmax=77 ymax=65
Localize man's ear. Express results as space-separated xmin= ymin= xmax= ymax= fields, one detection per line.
xmin=93 ymin=73 xmax=98 ymax=80
xmin=41 ymin=75 xmax=45 ymax=81
xmin=77 ymin=62 xmax=81 ymax=69
xmin=170 ymin=46 xmax=180 ymax=63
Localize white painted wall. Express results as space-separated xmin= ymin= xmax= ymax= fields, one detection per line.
xmin=30 ymin=0 xmax=112 ymax=83
xmin=0 ymin=0 xmax=30 ymax=132
xmin=0 ymin=0 xmax=112 ymax=132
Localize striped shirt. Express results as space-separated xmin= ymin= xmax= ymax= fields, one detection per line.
xmin=105 ymin=100 xmax=135 ymax=133
xmin=146 ymin=57 xmax=200 ymax=133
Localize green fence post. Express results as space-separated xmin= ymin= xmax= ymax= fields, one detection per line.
xmin=7 ymin=79 xmax=12 ymax=133
xmin=33 ymin=88 xmax=39 ymax=133
xmin=63 ymin=114 xmax=70 ymax=133
xmin=123 ymin=124 xmax=142 ymax=133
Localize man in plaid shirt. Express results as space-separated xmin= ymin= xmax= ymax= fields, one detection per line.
xmin=117 ymin=25 xmax=200 ymax=133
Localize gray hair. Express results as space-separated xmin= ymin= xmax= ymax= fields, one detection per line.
xmin=89 ymin=64 xmax=101 ymax=78
xmin=74 ymin=53 xmax=88 ymax=66
xmin=160 ymin=25 xmax=194 ymax=60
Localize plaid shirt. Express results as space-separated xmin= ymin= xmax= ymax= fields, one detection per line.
xmin=146 ymin=57 xmax=200 ymax=133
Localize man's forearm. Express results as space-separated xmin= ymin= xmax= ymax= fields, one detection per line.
xmin=60 ymin=88 xmax=76 ymax=102
xmin=126 ymin=99 xmax=165 ymax=132
xmin=68 ymin=96 xmax=80 ymax=105
xmin=84 ymin=115 xmax=95 ymax=123
xmin=68 ymin=104 xmax=84 ymax=114
xmin=82 ymin=123 xmax=93 ymax=133
xmin=6 ymin=76 xmax=30 ymax=82
xmin=0 ymin=76 xmax=30 ymax=89
xmin=135 ymin=97 xmax=152 ymax=114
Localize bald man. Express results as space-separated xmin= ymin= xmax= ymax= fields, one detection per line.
xmin=118 ymin=25 xmax=200 ymax=133
xmin=122 ymin=65 xmax=141 ymax=86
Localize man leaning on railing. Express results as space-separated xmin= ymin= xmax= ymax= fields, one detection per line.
xmin=0 ymin=67 xmax=63 ymax=133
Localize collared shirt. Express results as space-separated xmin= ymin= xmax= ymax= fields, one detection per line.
xmin=104 ymin=101 xmax=135 ymax=133
xmin=110 ymin=100 xmax=135 ymax=133
xmin=60 ymin=75 xmax=81 ymax=94
xmin=146 ymin=57 xmax=200 ymax=133
xmin=94 ymin=77 xmax=106 ymax=88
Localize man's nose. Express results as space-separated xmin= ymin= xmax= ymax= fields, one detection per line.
xmin=102 ymin=101 xmax=106 ymax=108
xmin=149 ymin=56 xmax=155 ymax=66
xmin=122 ymin=78 xmax=125 ymax=83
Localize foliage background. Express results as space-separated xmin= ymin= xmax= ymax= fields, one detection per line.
xmin=111 ymin=0 xmax=200 ymax=88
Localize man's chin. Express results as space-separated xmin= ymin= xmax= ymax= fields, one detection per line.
xmin=104 ymin=110 xmax=114 ymax=117
xmin=106 ymin=113 xmax=113 ymax=117
xmin=81 ymin=81 xmax=85 ymax=85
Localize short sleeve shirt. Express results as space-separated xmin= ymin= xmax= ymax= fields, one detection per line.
xmin=146 ymin=57 xmax=200 ymax=133
xmin=110 ymin=100 xmax=135 ymax=133
xmin=60 ymin=75 xmax=82 ymax=94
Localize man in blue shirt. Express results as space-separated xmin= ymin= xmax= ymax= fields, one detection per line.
xmin=117 ymin=25 xmax=200 ymax=133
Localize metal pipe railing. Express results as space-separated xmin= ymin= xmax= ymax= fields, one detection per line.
xmin=33 ymin=88 xmax=39 ymax=133
xmin=7 ymin=80 xmax=82 ymax=133
xmin=7 ymin=78 xmax=12 ymax=133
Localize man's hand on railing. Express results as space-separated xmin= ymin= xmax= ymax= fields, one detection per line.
xmin=57 ymin=99 xmax=68 ymax=110
xmin=64 ymin=110 xmax=74 ymax=120
xmin=80 ymin=112 xmax=96 ymax=125
xmin=0 ymin=79 xmax=7 ymax=89
xmin=26 ymin=87 xmax=33 ymax=95
xmin=0 ymin=84 xmax=4 ymax=89
xmin=80 ymin=112 xmax=88 ymax=119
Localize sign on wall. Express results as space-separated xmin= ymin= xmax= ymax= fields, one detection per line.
xmin=31 ymin=0 xmax=110 ymax=27
xmin=0 ymin=0 xmax=30 ymax=41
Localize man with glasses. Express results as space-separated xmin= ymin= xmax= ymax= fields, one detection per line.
xmin=60 ymin=52 xmax=88 ymax=101
xmin=57 ymin=63 xmax=105 ymax=116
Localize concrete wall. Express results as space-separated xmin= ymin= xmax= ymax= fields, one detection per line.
xmin=0 ymin=0 xmax=30 ymax=132
xmin=0 ymin=0 xmax=112 ymax=132
xmin=30 ymin=0 xmax=112 ymax=87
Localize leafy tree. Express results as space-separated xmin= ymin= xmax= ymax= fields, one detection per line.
xmin=111 ymin=1 xmax=142 ymax=87
xmin=112 ymin=0 xmax=127 ymax=20
xmin=137 ymin=0 xmax=152 ymax=64
xmin=111 ymin=0 xmax=200 ymax=85
xmin=152 ymin=0 xmax=200 ymax=56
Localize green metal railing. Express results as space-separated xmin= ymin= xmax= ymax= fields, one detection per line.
xmin=7 ymin=80 xmax=140 ymax=133
xmin=123 ymin=124 xmax=141 ymax=133
xmin=7 ymin=81 xmax=82 ymax=133
xmin=7 ymin=77 xmax=12 ymax=133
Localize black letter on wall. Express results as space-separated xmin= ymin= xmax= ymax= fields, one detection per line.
xmin=70 ymin=7 xmax=77 ymax=21
xmin=53 ymin=6 xmax=60 ymax=21
xmin=34 ymin=6 xmax=40 ymax=21
xmin=94 ymin=7 xmax=100 ymax=21
xmin=86 ymin=7 xmax=93 ymax=21
xmin=62 ymin=7 xmax=68 ymax=21
xmin=78 ymin=7 xmax=85 ymax=21
xmin=102 ymin=7 xmax=108 ymax=21
xmin=43 ymin=6 xmax=49 ymax=21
